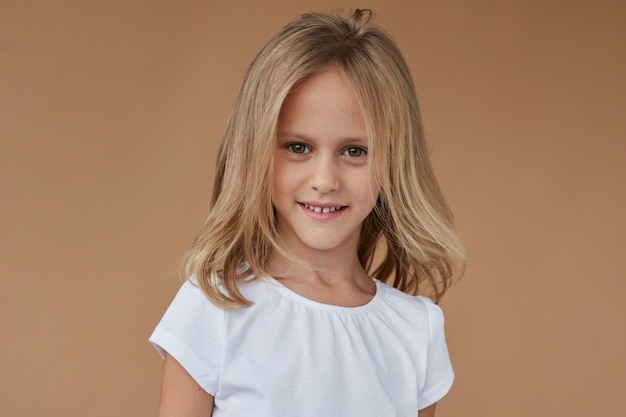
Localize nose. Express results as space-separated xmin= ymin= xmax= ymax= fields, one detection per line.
xmin=309 ymin=155 xmax=339 ymax=193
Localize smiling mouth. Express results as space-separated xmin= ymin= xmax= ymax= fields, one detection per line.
xmin=302 ymin=203 xmax=345 ymax=213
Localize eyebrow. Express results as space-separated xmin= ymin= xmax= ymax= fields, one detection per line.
xmin=276 ymin=132 xmax=368 ymax=144
xmin=276 ymin=132 xmax=313 ymax=140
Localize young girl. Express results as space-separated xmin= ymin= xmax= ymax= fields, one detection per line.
xmin=150 ymin=9 xmax=464 ymax=417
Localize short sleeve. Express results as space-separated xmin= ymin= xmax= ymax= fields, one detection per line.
xmin=149 ymin=280 xmax=224 ymax=395
xmin=417 ymin=298 xmax=455 ymax=409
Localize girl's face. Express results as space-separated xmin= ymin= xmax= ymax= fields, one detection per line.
xmin=272 ymin=66 xmax=379 ymax=256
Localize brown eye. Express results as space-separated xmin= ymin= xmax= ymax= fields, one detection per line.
xmin=287 ymin=143 xmax=310 ymax=154
xmin=343 ymin=147 xmax=366 ymax=157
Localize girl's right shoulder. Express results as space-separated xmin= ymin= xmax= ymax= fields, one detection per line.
xmin=183 ymin=274 xmax=272 ymax=308
xmin=150 ymin=278 xmax=227 ymax=396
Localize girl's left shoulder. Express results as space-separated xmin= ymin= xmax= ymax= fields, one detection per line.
xmin=375 ymin=279 xmax=445 ymax=319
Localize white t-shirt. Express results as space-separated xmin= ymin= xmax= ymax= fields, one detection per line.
xmin=150 ymin=276 xmax=454 ymax=416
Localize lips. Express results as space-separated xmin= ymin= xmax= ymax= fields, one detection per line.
xmin=302 ymin=203 xmax=345 ymax=213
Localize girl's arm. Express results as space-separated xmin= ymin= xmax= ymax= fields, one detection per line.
xmin=418 ymin=403 xmax=437 ymax=417
xmin=157 ymin=353 xmax=214 ymax=417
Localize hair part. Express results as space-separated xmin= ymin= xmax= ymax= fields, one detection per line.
xmin=183 ymin=9 xmax=465 ymax=308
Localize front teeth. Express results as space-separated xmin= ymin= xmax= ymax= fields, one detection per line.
xmin=303 ymin=204 xmax=342 ymax=213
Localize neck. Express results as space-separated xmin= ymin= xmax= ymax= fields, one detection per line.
xmin=267 ymin=250 xmax=376 ymax=307
xmin=267 ymin=244 xmax=372 ymax=290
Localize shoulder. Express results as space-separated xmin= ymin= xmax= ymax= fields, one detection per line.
xmin=376 ymin=279 xmax=441 ymax=313
xmin=165 ymin=278 xmax=224 ymax=314
xmin=376 ymin=280 xmax=447 ymax=333
xmin=181 ymin=273 xmax=276 ymax=308
xmin=151 ymin=278 xmax=227 ymax=342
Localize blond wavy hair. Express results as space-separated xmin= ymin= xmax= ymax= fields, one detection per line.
xmin=183 ymin=9 xmax=465 ymax=308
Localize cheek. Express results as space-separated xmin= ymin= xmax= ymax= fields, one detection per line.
xmin=366 ymin=191 xmax=380 ymax=214
xmin=355 ymin=173 xmax=380 ymax=201
xmin=271 ymin=156 xmax=283 ymax=201
xmin=271 ymin=161 xmax=295 ymax=206
xmin=351 ymin=182 xmax=379 ymax=217
xmin=271 ymin=168 xmax=284 ymax=195
xmin=273 ymin=156 xmax=301 ymax=185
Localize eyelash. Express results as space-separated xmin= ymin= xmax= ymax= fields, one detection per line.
xmin=287 ymin=143 xmax=310 ymax=154
xmin=342 ymin=147 xmax=367 ymax=157
xmin=285 ymin=143 xmax=367 ymax=157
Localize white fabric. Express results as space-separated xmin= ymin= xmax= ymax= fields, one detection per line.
xmin=150 ymin=276 xmax=454 ymax=416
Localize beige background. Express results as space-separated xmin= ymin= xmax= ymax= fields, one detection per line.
xmin=1 ymin=1 xmax=624 ymax=416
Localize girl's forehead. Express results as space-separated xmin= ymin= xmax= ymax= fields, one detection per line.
xmin=274 ymin=65 xmax=390 ymax=148
xmin=277 ymin=67 xmax=367 ymax=140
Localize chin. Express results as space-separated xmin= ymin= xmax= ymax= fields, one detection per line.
xmin=296 ymin=234 xmax=357 ymax=253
